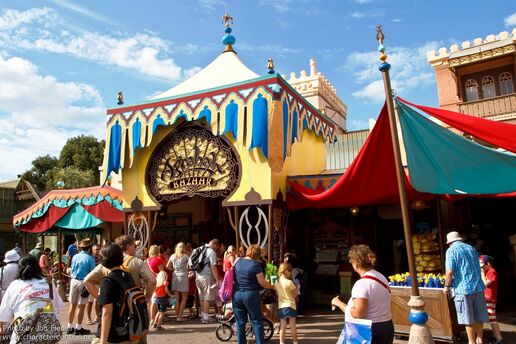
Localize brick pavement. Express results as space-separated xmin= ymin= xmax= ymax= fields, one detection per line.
xmin=59 ymin=303 xmax=516 ymax=343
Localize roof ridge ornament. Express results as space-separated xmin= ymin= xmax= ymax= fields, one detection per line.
xmin=221 ymin=12 xmax=236 ymax=54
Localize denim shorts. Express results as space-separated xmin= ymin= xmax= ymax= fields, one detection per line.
xmin=278 ymin=307 xmax=297 ymax=319
xmin=453 ymin=292 xmax=488 ymax=325
xmin=155 ymin=296 xmax=169 ymax=312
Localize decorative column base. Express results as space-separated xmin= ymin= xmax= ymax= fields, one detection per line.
xmin=407 ymin=296 xmax=435 ymax=344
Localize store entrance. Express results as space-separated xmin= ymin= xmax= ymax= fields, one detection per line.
xmin=151 ymin=196 xmax=235 ymax=249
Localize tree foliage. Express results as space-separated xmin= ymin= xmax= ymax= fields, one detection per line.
xmin=22 ymin=135 xmax=105 ymax=193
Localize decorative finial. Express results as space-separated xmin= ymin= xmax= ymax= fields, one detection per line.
xmin=107 ymin=175 xmax=113 ymax=186
xmin=221 ymin=13 xmax=236 ymax=53
xmin=376 ymin=25 xmax=384 ymax=44
xmin=376 ymin=25 xmax=390 ymax=72
xmin=117 ymin=91 xmax=124 ymax=105
xmin=267 ymin=58 xmax=275 ymax=74
xmin=222 ymin=13 xmax=233 ymax=27
xmin=56 ymin=181 xmax=65 ymax=189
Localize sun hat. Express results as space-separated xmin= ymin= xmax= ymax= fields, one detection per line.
xmin=3 ymin=249 xmax=20 ymax=263
xmin=446 ymin=231 xmax=463 ymax=244
xmin=35 ymin=242 xmax=43 ymax=249
xmin=78 ymin=238 xmax=94 ymax=248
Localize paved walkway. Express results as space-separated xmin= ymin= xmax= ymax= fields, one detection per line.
xmin=59 ymin=304 xmax=516 ymax=343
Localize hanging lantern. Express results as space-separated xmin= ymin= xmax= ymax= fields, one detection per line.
xmin=350 ymin=207 xmax=360 ymax=216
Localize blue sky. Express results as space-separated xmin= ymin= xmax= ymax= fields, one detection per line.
xmin=0 ymin=0 xmax=515 ymax=180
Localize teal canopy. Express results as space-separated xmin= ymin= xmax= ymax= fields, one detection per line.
xmin=54 ymin=203 xmax=104 ymax=229
xmin=397 ymin=101 xmax=516 ymax=195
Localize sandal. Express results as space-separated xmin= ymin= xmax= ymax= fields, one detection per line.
xmin=157 ymin=326 xmax=165 ymax=331
xmin=87 ymin=319 xmax=94 ymax=325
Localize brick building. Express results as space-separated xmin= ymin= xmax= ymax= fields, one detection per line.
xmin=427 ymin=29 xmax=516 ymax=125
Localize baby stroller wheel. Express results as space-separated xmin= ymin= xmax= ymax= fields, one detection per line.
xmin=215 ymin=324 xmax=233 ymax=341
xmin=263 ymin=318 xmax=274 ymax=341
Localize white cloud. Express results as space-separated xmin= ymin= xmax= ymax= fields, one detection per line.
xmin=49 ymin=0 xmax=116 ymax=26
xmin=259 ymin=0 xmax=295 ymax=12
xmin=0 ymin=7 xmax=200 ymax=83
xmin=0 ymin=7 xmax=55 ymax=30
xmin=345 ymin=41 xmax=441 ymax=102
xmin=355 ymin=0 xmax=374 ymax=3
xmin=505 ymin=13 xmax=516 ymax=27
xmin=350 ymin=10 xmax=383 ymax=19
xmin=0 ymin=55 xmax=105 ymax=180
xmin=197 ymin=0 xmax=227 ymax=12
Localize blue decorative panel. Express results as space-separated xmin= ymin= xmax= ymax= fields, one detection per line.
xmin=249 ymin=94 xmax=269 ymax=158
xmin=223 ymin=100 xmax=238 ymax=139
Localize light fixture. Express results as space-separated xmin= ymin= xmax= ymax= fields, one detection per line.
xmin=350 ymin=207 xmax=359 ymax=216
xmin=410 ymin=200 xmax=428 ymax=210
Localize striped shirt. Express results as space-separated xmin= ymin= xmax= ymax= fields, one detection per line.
xmin=445 ymin=241 xmax=484 ymax=295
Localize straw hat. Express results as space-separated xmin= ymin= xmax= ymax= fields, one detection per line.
xmin=78 ymin=238 xmax=94 ymax=248
xmin=446 ymin=231 xmax=463 ymax=244
xmin=35 ymin=242 xmax=43 ymax=249
xmin=4 ymin=249 xmax=20 ymax=263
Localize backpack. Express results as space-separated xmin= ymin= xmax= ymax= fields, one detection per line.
xmin=218 ymin=258 xmax=239 ymax=303
xmin=189 ymin=246 xmax=208 ymax=272
xmin=107 ymin=270 xmax=149 ymax=342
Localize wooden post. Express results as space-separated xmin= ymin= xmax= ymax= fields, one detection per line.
xmin=376 ymin=25 xmax=434 ymax=343
xmin=435 ymin=198 xmax=446 ymax=272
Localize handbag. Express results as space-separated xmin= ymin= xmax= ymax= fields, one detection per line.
xmin=336 ymin=317 xmax=372 ymax=344
xmin=13 ymin=282 xmax=62 ymax=344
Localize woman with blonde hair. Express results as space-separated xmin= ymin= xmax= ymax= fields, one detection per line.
xmin=166 ymin=242 xmax=189 ymax=322
xmin=233 ymin=245 xmax=275 ymax=344
xmin=223 ymin=245 xmax=237 ymax=272
xmin=331 ymin=245 xmax=393 ymax=344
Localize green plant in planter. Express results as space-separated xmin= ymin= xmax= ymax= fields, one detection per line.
xmin=265 ymin=262 xmax=279 ymax=281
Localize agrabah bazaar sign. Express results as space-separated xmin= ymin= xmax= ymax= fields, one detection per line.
xmin=148 ymin=125 xmax=240 ymax=202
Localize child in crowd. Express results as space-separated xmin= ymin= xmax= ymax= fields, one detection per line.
xmin=480 ymin=255 xmax=503 ymax=344
xmin=153 ymin=271 xmax=173 ymax=330
xmin=274 ymin=263 xmax=299 ymax=344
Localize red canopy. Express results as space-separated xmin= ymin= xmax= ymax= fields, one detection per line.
xmin=398 ymin=97 xmax=516 ymax=153
xmin=288 ymin=100 xmax=516 ymax=210
xmin=287 ymin=104 xmax=433 ymax=210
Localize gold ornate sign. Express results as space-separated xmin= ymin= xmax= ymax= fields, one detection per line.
xmin=148 ymin=125 xmax=239 ymax=202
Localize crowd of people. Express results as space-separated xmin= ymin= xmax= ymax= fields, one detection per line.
xmin=0 ymin=229 xmax=505 ymax=344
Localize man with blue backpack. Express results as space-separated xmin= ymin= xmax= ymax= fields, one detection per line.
xmin=189 ymin=239 xmax=221 ymax=324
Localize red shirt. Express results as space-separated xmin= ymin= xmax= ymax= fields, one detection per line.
xmin=155 ymin=281 xmax=169 ymax=298
xmin=484 ymin=268 xmax=498 ymax=302
xmin=147 ymin=256 xmax=165 ymax=275
xmin=223 ymin=256 xmax=233 ymax=272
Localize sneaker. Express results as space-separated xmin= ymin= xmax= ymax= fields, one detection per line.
xmin=274 ymin=322 xmax=280 ymax=334
xmin=201 ymin=317 xmax=217 ymax=324
xmin=66 ymin=328 xmax=75 ymax=335
xmin=74 ymin=328 xmax=91 ymax=336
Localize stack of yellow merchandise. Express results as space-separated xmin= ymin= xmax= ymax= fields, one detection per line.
xmin=412 ymin=232 xmax=441 ymax=272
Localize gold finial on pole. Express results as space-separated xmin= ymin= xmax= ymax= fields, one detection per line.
xmin=117 ymin=91 xmax=124 ymax=105
xmin=222 ymin=13 xmax=233 ymax=27
xmin=267 ymin=58 xmax=275 ymax=74
xmin=375 ymin=25 xmax=384 ymax=45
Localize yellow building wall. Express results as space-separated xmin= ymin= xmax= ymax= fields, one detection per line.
xmin=272 ymin=129 xmax=327 ymax=199
xmin=120 ymin=122 xmax=273 ymax=209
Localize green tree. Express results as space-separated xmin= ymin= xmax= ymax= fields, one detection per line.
xmin=58 ymin=135 xmax=105 ymax=182
xmin=22 ymin=155 xmax=58 ymax=193
xmin=48 ymin=166 xmax=96 ymax=190
xmin=21 ymin=135 xmax=105 ymax=193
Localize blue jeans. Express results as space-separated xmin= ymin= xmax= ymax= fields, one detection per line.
xmin=233 ymin=290 xmax=264 ymax=344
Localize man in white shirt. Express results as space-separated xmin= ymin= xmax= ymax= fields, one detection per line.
xmin=190 ymin=239 xmax=221 ymax=323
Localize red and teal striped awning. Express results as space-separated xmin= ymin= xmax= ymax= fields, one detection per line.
xmin=13 ymin=186 xmax=124 ymax=233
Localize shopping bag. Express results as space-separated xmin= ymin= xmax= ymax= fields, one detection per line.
xmin=336 ymin=318 xmax=372 ymax=344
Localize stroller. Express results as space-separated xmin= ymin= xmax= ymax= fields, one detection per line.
xmin=215 ymin=303 xmax=274 ymax=342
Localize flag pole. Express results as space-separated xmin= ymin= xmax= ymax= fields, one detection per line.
xmin=376 ymin=26 xmax=434 ymax=344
